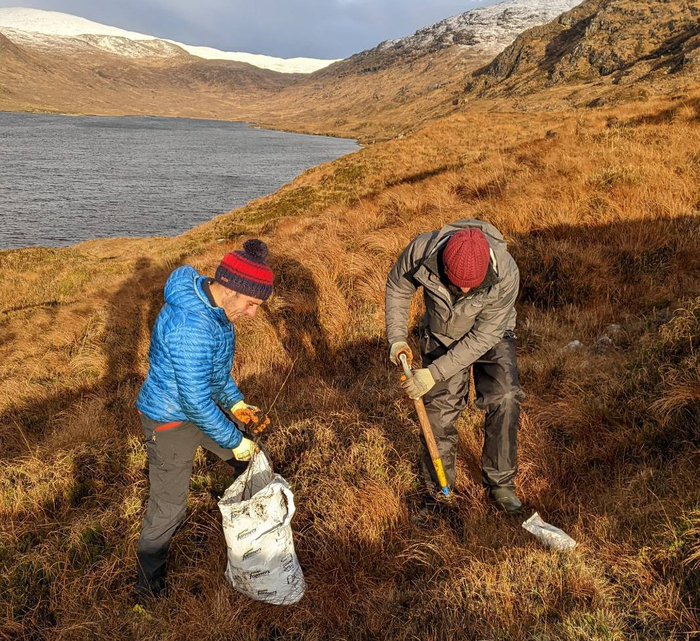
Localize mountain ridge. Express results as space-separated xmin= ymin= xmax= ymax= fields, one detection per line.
xmin=2 ymin=1 xmax=698 ymax=141
xmin=0 ymin=7 xmax=337 ymax=73
xmin=374 ymin=0 xmax=583 ymax=58
xmin=316 ymin=0 xmax=583 ymax=78
xmin=1 ymin=26 xmax=188 ymax=60
xmin=1 ymin=4 xmax=700 ymax=637
xmin=0 ymin=1 xmax=589 ymax=140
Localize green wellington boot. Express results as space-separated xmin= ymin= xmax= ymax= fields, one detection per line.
xmin=489 ymin=487 xmax=523 ymax=514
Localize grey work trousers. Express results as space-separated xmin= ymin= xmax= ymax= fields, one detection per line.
xmin=136 ymin=413 xmax=237 ymax=592
xmin=420 ymin=330 xmax=524 ymax=492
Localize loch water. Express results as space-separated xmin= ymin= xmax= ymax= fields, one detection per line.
xmin=0 ymin=113 xmax=359 ymax=249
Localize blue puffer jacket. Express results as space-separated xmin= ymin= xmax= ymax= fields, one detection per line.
xmin=137 ymin=265 xmax=244 ymax=449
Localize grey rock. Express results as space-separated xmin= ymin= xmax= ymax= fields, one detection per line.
xmin=594 ymin=335 xmax=614 ymax=353
xmin=605 ymin=324 xmax=623 ymax=337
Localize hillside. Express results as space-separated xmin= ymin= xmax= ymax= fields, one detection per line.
xmin=0 ymin=34 xmax=298 ymax=121
xmin=355 ymin=0 xmax=583 ymax=66
xmin=266 ymin=0 xmax=700 ymax=138
xmin=1 ymin=86 xmax=699 ymax=641
xmin=209 ymin=0 xmax=585 ymax=140
xmin=465 ymin=0 xmax=700 ymax=108
xmin=1 ymin=1 xmax=700 ymax=639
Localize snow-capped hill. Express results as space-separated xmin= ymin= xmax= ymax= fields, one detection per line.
xmin=0 ymin=7 xmax=337 ymax=73
xmin=0 ymin=7 xmax=154 ymax=40
xmin=376 ymin=0 xmax=584 ymax=55
xmin=2 ymin=27 xmax=186 ymax=59
xmin=162 ymin=44 xmax=338 ymax=76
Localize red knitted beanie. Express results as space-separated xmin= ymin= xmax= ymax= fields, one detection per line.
xmin=442 ymin=229 xmax=490 ymax=288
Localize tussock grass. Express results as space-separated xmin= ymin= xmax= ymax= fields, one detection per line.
xmin=1 ymin=90 xmax=699 ymax=639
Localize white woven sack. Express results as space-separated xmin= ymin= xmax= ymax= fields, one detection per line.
xmin=522 ymin=512 xmax=577 ymax=551
xmin=218 ymin=451 xmax=306 ymax=605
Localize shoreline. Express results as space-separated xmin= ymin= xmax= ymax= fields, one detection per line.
xmin=0 ymin=106 xmax=363 ymax=142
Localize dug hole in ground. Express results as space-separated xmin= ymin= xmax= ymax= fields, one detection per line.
xmin=218 ymin=451 xmax=306 ymax=605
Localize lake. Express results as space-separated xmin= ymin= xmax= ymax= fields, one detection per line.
xmin=0 ymin=113 xmax=359 ymax=249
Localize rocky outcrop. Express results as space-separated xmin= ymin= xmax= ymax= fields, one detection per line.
xmin=468 ymin=0 xmax=700 ymax=96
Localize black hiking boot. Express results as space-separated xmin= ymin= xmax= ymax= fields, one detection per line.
xmin=488 ymin=487 xmax=523 ymax=515
xmin=132 ymin=576 xmax=167 ymax=607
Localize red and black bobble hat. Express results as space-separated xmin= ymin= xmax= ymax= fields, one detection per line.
xmin=215 ymin=239 xmax=273 ymax=301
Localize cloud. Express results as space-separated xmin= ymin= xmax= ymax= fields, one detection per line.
xmin=0 ymin=0 xmax=493 ymax=58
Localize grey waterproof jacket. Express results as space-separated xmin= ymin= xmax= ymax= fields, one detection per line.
xmin=385 ymin=219 xmax=519 ymax=381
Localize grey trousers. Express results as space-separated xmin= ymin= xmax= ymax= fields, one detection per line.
xmin=136 ymin=413 xmax=236 ymax=591
xmin=420 ymin=330 xmax=524 ymax=492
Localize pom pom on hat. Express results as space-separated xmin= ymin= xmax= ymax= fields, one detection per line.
xmin=243 ymin=239 xmax=268 ymax=261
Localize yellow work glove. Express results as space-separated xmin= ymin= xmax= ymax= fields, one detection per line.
xmin=231 ymin=437 xmax=258 ymax=462
xmin=389 ymin=341 xmax=413 ymax=366
xmin=231 ymin=400 xmax=270 ymax=434
xmin=401 ymin=367 xmax=436 ymax=399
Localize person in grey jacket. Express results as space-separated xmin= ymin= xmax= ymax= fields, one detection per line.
xmin=386 ymin=219 xmax=524 ymax=513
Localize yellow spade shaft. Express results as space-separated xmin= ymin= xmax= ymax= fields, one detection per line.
xmin=400 ymin=354 xmax=450 ymax=496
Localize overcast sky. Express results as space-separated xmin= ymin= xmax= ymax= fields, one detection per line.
xmin=0 ymin=0 xmax=501 ymax=59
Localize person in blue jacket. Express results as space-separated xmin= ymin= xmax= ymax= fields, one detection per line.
xmin=134 ymin=239 xmax=273 ymax=601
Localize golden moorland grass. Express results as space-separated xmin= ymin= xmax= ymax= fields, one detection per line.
xmin=0 ymin=90 xmax=699 ymax=640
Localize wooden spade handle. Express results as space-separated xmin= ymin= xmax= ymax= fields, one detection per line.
xmin=414 ymin=397 xmax=440 ymax=461
xmin=400 ymin=354 xmax=450 ymax=494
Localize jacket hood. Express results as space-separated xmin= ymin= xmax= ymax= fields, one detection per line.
xmin=164 ymin=265 xmax=228 ymax=324
xmin=421 ymin=219 xmax=505 ymax=286
xmin=432 ymin=219 xmax=506 ymax=251
xmin=422 ymin=246 xmax=500 ymax=296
